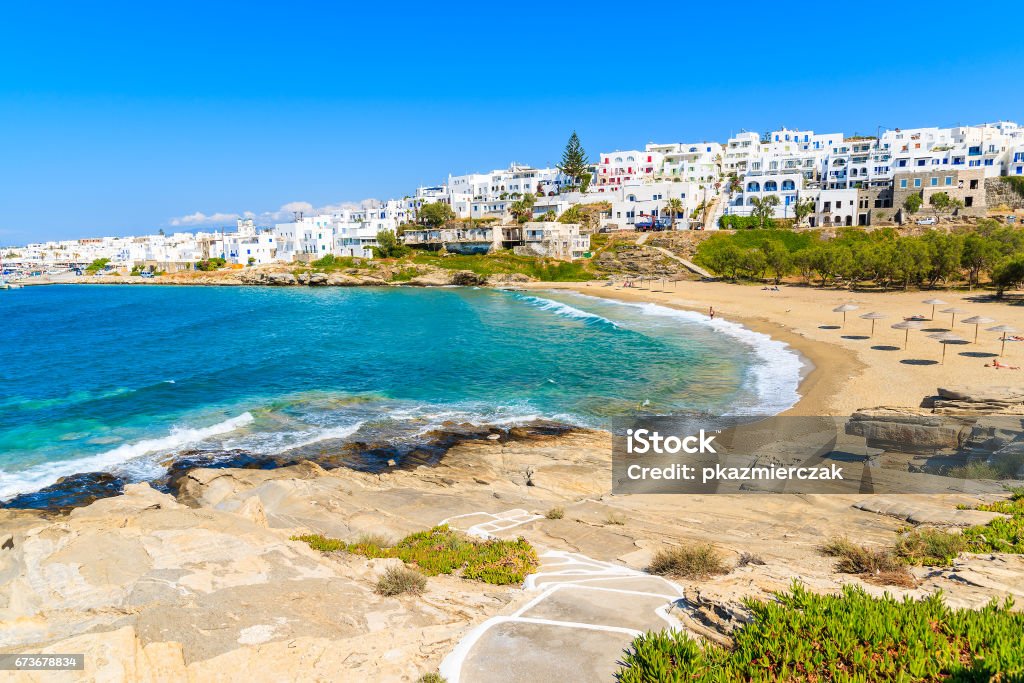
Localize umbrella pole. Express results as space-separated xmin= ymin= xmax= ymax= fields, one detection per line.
xmin=871 ymin=319 xmax=876 ymax=337
xmin=974 ymin=325 xmax=980 ymax=344
xmin=950 ymin=313 xmax=955 ymax=327
xmin=904 ymin=329 xmax=910 ymax=350
xmin=931 ymin=304 xmax=936 ymax=320
xmin=941 ymin=343 xmax=947 ymax=364
xmin=843 ymin=311 xmax=846 ymax=327
xmin=1002 ymin=334 xmax=1007 ymax=357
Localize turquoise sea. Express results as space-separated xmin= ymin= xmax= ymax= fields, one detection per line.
xmin=0 ymin=285 xmax=802 ymax=501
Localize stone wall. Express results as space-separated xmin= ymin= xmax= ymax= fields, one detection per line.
xmin=985 ymin=177 xmax=1024 ymax=211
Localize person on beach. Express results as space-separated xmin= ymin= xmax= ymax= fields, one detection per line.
xmin=709 ymin=306 xmax=715 ymax=320
xmin=987 ymin=360 xmax=1021 ymax=370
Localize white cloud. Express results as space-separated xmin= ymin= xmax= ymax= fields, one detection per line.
xmin=169 ymin=211 xmax=241 ymax=227
xmin=167 ymin=199 xmax=380 ymax=229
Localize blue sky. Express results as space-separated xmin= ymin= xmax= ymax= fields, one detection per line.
xmin=1 ymin=1 xmax=1022 ymax=244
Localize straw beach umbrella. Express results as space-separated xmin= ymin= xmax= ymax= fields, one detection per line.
xmin=891 ymin=320 xmax=923 ymax=350
xmin=929 ymin=331 xmax=965 ymax=364
xmin=987 ymin=324 xmax=1018 ymax=357
xmin=961 ymin=315 xmax=996 ymax=343
xmin=922 ymin=298 xmax=947 ymax=320
xmin=833 ymin=303 xmax=859 ymax=327
xmin=940 ymin=307 xmax=970 ymax=327
xmin=859 ymin=311 xmax=888 ymax=337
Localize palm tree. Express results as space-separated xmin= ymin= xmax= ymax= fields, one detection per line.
xmin=663 ymin=198 xmax=684 ymax=230
xmin=750 ymin=195 xmax=780 ymax=228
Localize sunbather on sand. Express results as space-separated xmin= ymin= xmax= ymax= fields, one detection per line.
xmin=986 ymin=360 xmax=1021 ymax=370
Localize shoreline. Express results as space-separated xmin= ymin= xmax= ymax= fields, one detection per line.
xmin=1 ymin=281 xmax=827 ymax=510
xmin=528 ymin=281 xmax=864 ymax=418
xmin=8 ymin=276 xmax=1021 ymax=511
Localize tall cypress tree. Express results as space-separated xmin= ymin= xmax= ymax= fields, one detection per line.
xmin=559 ymin=131 xmax=589 ymax=189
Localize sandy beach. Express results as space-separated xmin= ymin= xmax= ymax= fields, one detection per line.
xmin=534 ymin=280 xmax=1024 ymax=416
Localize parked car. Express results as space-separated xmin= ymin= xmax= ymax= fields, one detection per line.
xmin=916 ymin=217 xmax=937 ymax=225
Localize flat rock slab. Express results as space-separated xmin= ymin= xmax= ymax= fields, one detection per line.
xmin=459 ymin=620 xmax=633 ymax=683
xmin=853 ymin=496 xmax=1005 ymax=526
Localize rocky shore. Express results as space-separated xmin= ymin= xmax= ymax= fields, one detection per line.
xmin=39 ymin=263 xmax=526 ymax=288
xmin=2 ymin=398 xmax=1023 ymax=681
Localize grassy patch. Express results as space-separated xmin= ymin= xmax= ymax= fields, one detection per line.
xmin=375 ymin=565 xmax=426 ymax=596
xmin=648 ymin=544 xmax=728 ymax=579
xmin=294 ymin=525 xmax=538 ymax=585
xmin=821 ymin=537 xmax=916 ymax=587
xmin=894 ymin=528 xmax=966 ymax=566
xmin=545 ymin=506 xmax=564 ymax=520
xmin=409 ymin=250 xmax=593 ymax=281
xmin=310 ymin=254 xmax=371 ymax=271
xmin=961 ymin=491 xmax=1024 ymax=554
xmin=605 ymin=511 xmax=626 ymax=525
xmin=388 ymin=266 xmax=420 ymax=282
xmin=616 ymin=582 xmax=1024 ymax=682
xmin=943 ymin=453 xmax=1024 ymax=480
xmin=416 ymin=673 xmax=448 ymax=683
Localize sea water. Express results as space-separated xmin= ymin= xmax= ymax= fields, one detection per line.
xmin=0 ymin=285 xmax=802 ymax=500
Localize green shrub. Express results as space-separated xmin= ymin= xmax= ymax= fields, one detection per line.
xmin=648 ymin=544 xmax=728 ymax=579
xmin=292 ymin=533 xmax=345 ymax=552
xmin=355 ymin=532 xmax=393 ymax=548
xmin=961 ymin=494 xmax=1024 ymax=554
xmin=195 ymin=257 xmax=227 ymax=271
xmin=416 ymin=673 xmax=447 ymax=683
xmin=820 ymin=537 xmax=916 ymax=586
xmin=294 ymin=525 xmax=538 ymax=585
xmin=375 ymin=565 xmax=426 ymax=596
xmin=545 ymin=507 xmax=564 ymax=520
xmin=616 ymin=582 xmax=1024 ymax=682
xmin=894 ymin=529 xmax=966 ymax=566
xmin=85 ymin=258 xmax=110 ymax=274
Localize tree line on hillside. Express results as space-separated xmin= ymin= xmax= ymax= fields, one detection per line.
xmin=694 ymin=221 xmax=1024 ymax=296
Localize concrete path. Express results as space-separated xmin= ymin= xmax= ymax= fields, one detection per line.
xmin=438 ymin=511 xmax=686 ymax=683
xmin=635 ymin=231 xmax=713 ymax=279
xmin=646 ymin=244 xmax=713 ymax=279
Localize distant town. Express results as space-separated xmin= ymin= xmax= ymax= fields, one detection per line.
xmin=4 ymin=120 xmax=1024 ymax=277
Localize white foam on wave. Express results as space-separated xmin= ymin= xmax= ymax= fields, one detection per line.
xmin=558 ymin=292 xmax=805 ymax=415
xmin=513 ymin=294 xmax=619 ymax=328
xmin=282 ymin=422 xmax=365 ymax=450
xmin=0 ymin=412 xmax=255 ymax=500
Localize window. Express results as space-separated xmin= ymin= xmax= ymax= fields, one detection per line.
xmin=914 ymin=179 xmax=922 ymax=187
xmin=900 ymin=179 xmax=908 ymax=189
xmin=931 ymin=177 xmax=938 ymax=186
xmin=945 ymin=176 xmax=953 ymax=186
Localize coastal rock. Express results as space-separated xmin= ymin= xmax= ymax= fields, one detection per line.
xmin=845 ymin=408 xmax=970 ymax=453
xmin=933 ymin=386 xmax=1024 ymax=415
xmin=307 ymin=272 xmax=330 ymax=286
xmin=406 ymin=271 xmax=453 ymax=287
xmin=266 ymin=272 xmax=298 ymax=286
xmin=450 ymin=270 xmax=487 ymax=286
xmin=325 ymin=272 xmax=387 ymax=286
xmin=0 ymin=482 xmax=513 ymax=681
xmin=0 ymin=471 xmax=125 ymax=512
